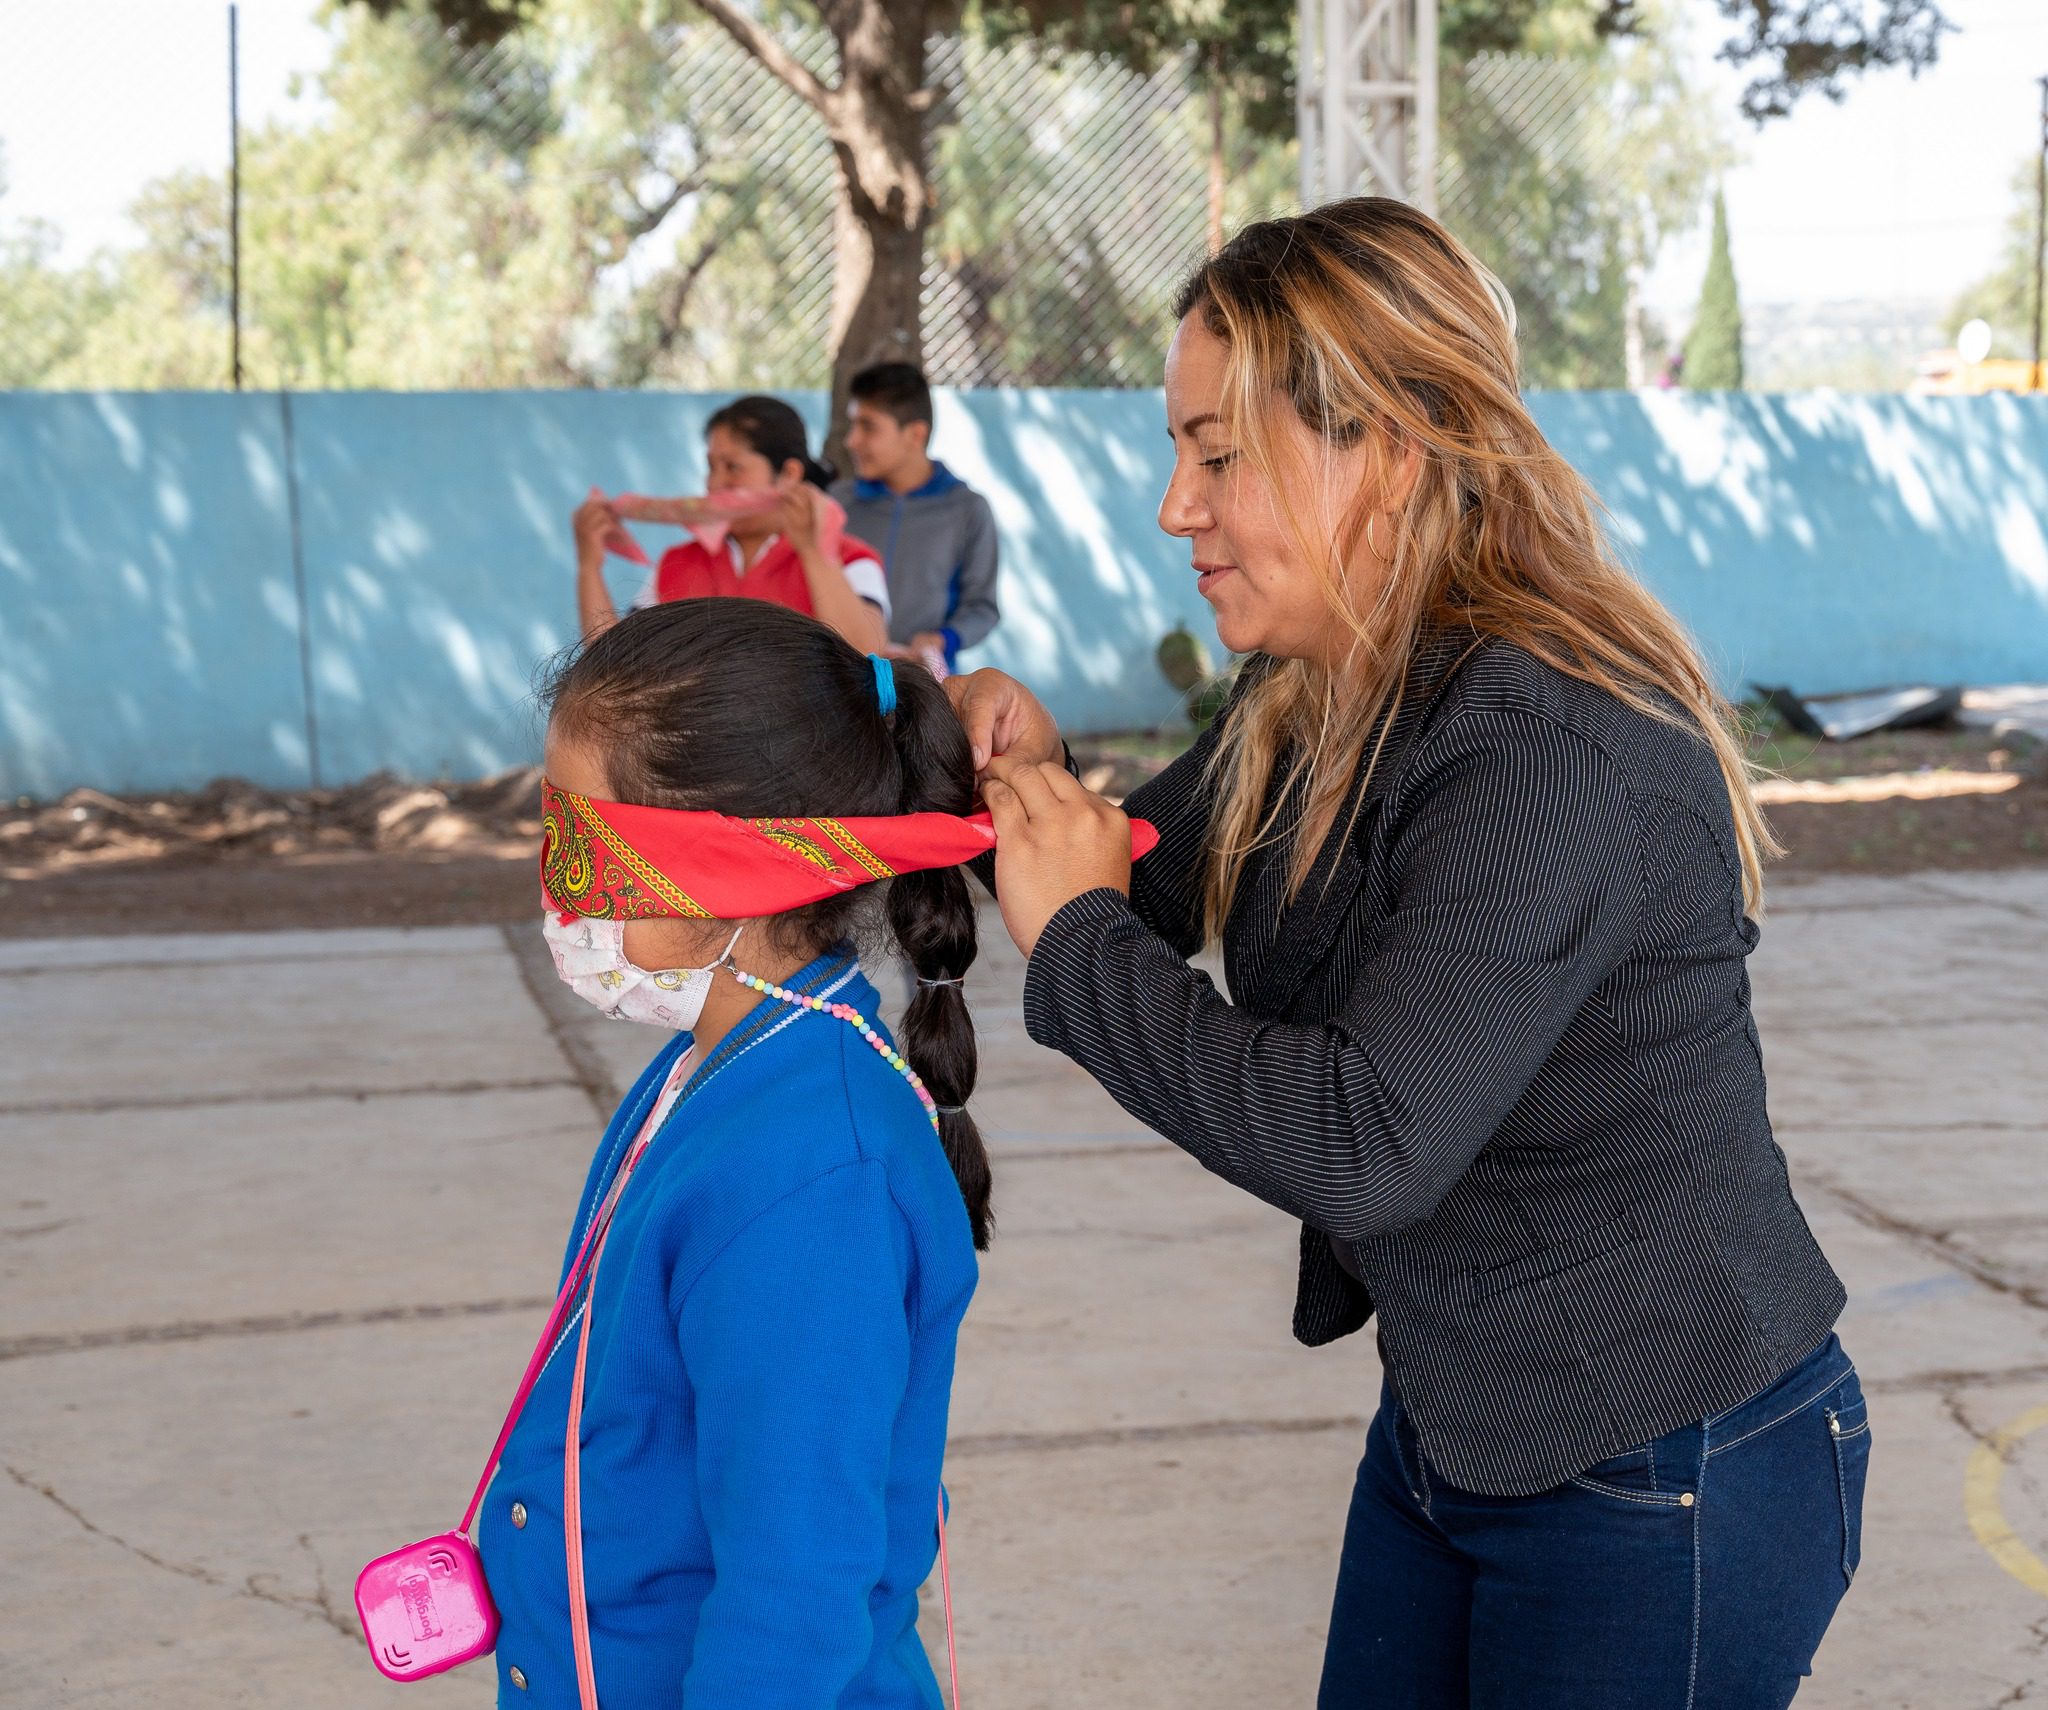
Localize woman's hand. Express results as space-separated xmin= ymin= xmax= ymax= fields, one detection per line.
xmin=772 ymin=474 xmax=822 ymax=554
xmin=945 ymin=669 xmax=1063 ymax=775
xmin=572 ymin=493 xmax=620 ymax=571
xmin=981 ymin=757 xmax=1132 ymax=961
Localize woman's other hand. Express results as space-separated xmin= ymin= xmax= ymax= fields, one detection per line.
xmin=945 ymin=670 xmax=1063 ymax=775
xmin=772 ymin=473 xmax=823 ymax=555
xmin=981 ymin=757 xmax=1132 ymax=960
xmin=572 ymin=493 xmax=620 ymax=571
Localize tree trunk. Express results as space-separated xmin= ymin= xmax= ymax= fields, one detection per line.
xmin=818 ymin=1 xmax=937 ymax=475
xmin=690 ymin=0 xmax=941 ymax=473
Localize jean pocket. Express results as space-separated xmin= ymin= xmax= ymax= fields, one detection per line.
xmin=1568 ymin=1428 xmax=1695 ymax=1508
xmin=1826 ymin=1393 xmax=1871 ymax=1586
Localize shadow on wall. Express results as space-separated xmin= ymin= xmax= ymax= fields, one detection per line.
xmin=2 ymin=389 xmax=2045 ymax=797
xmin=1534 ymin=392 xmax=2048 ymax=698
xmin=0 ymin=393 xmax=311 ymax=796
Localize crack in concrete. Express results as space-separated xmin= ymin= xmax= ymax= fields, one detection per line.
xmin=0 ymin=1074 xmax=577 ymax=1119
xmin=1766 ymin=1011 xmax=2048 ymax=1037
xmin=1766 ymin=888 xmax=1973 ymax=916
xmin=0 ymin=1215 xmax=80 ymax=1240
xmin=5 ymin=1465 xmax=355 ymax=1645
xmin=1799 ymin=1172 xmax=2048 ymax=1313
xmin=1870 ymin=1362 xmax=2048 ymax=1397
xmin=0 ymin=1292 xmax=553 ymax=1364
xmin=1783 ymin=1121 xmax=2042 ymax=1135
xmin=1943 ymin=1391 xmax=2000 ymax=1453
xmin=947 ymin=1412 xmax=1367 ymax=1459
xmin=499 ymin=920 xmax=621 ymax=1118
xmin=0 ymin=943 xmax=510 ymax=980
xmin=1988 ymin=1618 xmax=2048 ymax=1709
xmin=1912 ymin=877 xmax=2048 ymax=927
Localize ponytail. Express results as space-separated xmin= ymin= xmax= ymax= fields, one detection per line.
xmin=881 ymin=661 xmax=994 ymax=1250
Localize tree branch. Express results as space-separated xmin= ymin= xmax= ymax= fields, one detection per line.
xmin=689 ymin=0 xmax=834 ymax=113
xmin=625 ymin=173 xmax=702 ymax=243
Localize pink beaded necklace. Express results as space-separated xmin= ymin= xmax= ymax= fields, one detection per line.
xmin=729 ymin=964 xmax=942 ymax=1129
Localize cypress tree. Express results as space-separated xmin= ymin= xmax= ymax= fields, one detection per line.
xmin=1684 ymin=190 xmax=1746 ymax=389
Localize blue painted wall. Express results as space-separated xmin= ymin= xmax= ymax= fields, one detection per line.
xmin=2 ymin=388 xmax=2045 ymax=797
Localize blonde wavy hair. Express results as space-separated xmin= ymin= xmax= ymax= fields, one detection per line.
xmin=1177 ymin=196 xmax=1776 ymax=938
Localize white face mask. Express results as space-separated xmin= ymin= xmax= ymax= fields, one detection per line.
xmin=541 ymin=914 xmax=745 ymax=1031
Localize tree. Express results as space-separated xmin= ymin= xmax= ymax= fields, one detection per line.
xmin=1949 ymin=158 xmax=2046 ymax=363
xmin=362 ymin=0 xmax=958 ymax=466
xmin=1430 ymin=0 xmax=1728 ymax=388
xmin=3 ymin=6 xmax=843 ymax=392
xmin=973 ymin=0 xmax=1295 ymax=255
xmin=1702 ymin=0 xmax=1952 ymax=123
xmin=0 ymin=148 xmax=118 ymax=387
xmin=356 ymin=0 xmax=1947 ymax=438
xmin=1683 ymin=188 xmax=1744 ymax=389
xmin=1456 ymin=0 xmax=1954 ymax=121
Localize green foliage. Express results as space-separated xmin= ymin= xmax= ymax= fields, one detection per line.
xmin=0 ymin=0 xmax=1742 ymax=395
xmin=0 ymin=0 xmax=840 ymax=390
xmin=1948 ymin=159 xmax=2046 ymax=362
xmin=1439 ymin=0 xmax=1726 ymax=388
xmin=926 ymin=32 xmax=1299 ymax=385
xmin=1683 ymin=188 xmax=1744 ymax=389
xmin=971 ymin=0 xmax=1295 ymax=139
xmin=1707 ymin=0 xmax=1950 ymax=123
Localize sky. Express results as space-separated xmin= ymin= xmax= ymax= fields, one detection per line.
xmin=1 ymin=0 xmax=2044 ymax=315
xmin=0 ymin=0 xmax=333 ymax=262
xmin=1641 ymin=0 xmax=2048 ymax=316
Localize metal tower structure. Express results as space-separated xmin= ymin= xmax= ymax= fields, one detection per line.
xmin=1297 ymin=0 xmax=1439 ymax=214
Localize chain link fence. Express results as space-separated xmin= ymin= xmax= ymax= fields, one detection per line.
xmin=0 ymin=4 xmax=1714 ymax=392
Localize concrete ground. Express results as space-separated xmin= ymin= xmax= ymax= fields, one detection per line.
xmin=3 ymin=869 xmax=2045 ymax=1708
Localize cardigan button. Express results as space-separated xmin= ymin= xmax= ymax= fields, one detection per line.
xmin=509 ymin=1665 xmax=529 ymax=1690
xmin=510 ymin=1501 xmax=528 ymax=1529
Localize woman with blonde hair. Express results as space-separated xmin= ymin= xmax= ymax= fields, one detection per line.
xmin=953 ymin=197 xmax=1866 ymax=1706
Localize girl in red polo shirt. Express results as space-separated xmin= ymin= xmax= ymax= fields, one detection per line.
xmin=573 ymin=395 xmax=890 ymax=650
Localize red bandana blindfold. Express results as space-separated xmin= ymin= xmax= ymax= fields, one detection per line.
xmin=541 ymin=780 xmax=1161 ymax=921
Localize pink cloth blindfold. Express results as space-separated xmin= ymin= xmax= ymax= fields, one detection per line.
xmin=590 ymin=487 xmax=846 ymax=564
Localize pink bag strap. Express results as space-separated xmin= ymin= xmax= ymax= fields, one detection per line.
xmin=456 ymin=1126 xmax=652 ymax=1539
xmin=564 ymin=1207 xmax=612 ymax=1708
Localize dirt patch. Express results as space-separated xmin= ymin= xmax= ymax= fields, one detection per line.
xmin=0 ymin=853 xmax=538 ymax=939
xmin=3 ymin=726 xmax=2043 ymax=939
xmin=2 ymin=768 xmax=543 ymax=873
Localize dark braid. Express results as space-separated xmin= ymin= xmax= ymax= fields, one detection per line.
xmin=881 ymin=661 xmax=993 ymax=1250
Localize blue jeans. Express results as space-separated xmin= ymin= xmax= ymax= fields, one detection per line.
xmin=1320 ymin=1334 xmax=1869 ymax=1709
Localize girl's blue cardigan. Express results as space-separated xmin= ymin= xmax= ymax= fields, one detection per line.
xmin=478 ymin=949 xmax=978 ymax=1707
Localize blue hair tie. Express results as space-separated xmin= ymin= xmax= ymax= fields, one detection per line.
xmin=868 ymin=653 xmax=897 ymax=716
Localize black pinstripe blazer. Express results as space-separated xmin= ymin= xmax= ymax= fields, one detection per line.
xmin=1021 ymin=626 xmax=1845 ymax=1495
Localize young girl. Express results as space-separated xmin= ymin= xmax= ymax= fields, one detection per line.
xmin=482 ymin=598 xmax=988 ymax=1707
xmin=573 ymin=395 xmax=891 ymax=653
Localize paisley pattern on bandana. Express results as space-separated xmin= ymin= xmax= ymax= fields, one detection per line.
xmin=538 ymin=778 xmax=1157 ymax=922
xmin=753 ymin=820 xmax=842 ymax=873
xmin=543 ymin=786 xmax=710 ymax=921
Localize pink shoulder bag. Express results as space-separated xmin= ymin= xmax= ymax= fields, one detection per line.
xmin=355 ymin=1118 xmax=962 ymax=1706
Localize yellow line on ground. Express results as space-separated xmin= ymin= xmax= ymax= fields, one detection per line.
xmin=1965 ymin=1402 xmax=2048 ymax=1599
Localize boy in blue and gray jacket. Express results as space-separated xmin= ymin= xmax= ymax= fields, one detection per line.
xmin=834 ymin=363 xmax=1000 ymax=670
